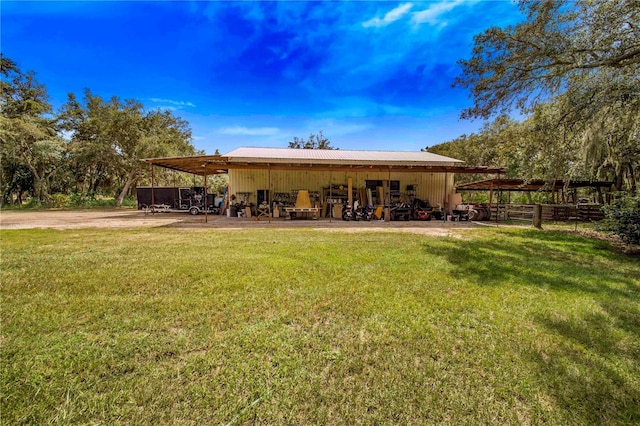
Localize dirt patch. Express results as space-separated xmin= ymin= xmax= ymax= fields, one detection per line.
xmin=0 ymin=209 xmax=183 ymax=230
xmin=0 ymin=208 xmax=480 ymax=236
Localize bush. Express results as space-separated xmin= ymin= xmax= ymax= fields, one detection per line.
xmin=2 ymin=193 xmax=135 ymax=209
xmin=599 ymin=195 xmax=640 ymax=245
xmin=23 ymin=198 xmax=43 ymax=209
xmin=68 ymin=193 xmax=116 ymax=208
xmin=48 ymin=193 xmax=70 ymax=208
xmin=120 ymin=195 xmax=137 ymax=207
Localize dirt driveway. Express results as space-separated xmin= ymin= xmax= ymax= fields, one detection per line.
xmin=0 ymin=208 xmax=481 ymax=236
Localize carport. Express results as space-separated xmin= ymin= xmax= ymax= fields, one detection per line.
xmin=143 ymin=149 xmax=505 ymax=223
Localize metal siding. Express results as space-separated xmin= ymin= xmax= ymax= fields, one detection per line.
xmin=228 ymin=168 xmax=454 ymax=206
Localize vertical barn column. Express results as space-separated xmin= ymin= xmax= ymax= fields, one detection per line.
xmin=268 ymin=164 xmax=272 ymax=223
xmin=329 ymin=167 xmax=332 ymax=223
xmin=443 ymin=172 xmax=448 ymax=220
xmin=385 ymin=167 xmax=391 ymax=222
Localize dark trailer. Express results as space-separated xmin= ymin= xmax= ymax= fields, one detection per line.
xmin=136 ymin=186 xmax=221 ymax=215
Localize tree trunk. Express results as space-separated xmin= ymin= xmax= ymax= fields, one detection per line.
xmin=116 ymin=168 xmax=137 ymax=207
xmin=2 ymin=180 xmax=18 ymax=206
xmin=628 ymin=163 xmax=637 ymax=195
xmin=615 ymin=169 xmax=624 ymax=192
xmin=22 ymin=157 xmax=46 ymax=202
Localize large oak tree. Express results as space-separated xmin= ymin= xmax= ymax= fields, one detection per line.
xmin=452 ymin=0 xmax=639 ymax=193
xmin=59 ymin=90 xmax=195 ymax=206
xmin=1 ymin=56 xmax=64 ymax=203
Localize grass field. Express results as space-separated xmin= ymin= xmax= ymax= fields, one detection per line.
xmin=2 ymin=227 xmax=639 ymax=425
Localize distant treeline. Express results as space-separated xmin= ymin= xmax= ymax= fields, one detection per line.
xmin=1 ymin=55 xmax=227 ymax=208
xmin=429 ymin=0 xmax=638 ymax=196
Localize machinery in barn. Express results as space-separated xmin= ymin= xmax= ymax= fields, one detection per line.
xmin=451 ymin=204 xmax=492 ymax=221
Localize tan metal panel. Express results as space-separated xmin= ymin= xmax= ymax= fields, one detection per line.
xmin=224 ymin=147 xmax=463 ymax=165
xmin=230 ymin=168 xmax=454 ymax=208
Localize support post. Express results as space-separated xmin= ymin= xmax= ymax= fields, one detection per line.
xmin=533 ymin=203 xmax=542 ymax=229
xmin=268 ymin=164 xmax=271 ymax=223
xmin=496 ymin=172 xmax=500 ymax=223
xmin=489 ymin=180 xmax=494 ymax=209
xmin=347 ymin=177 xmax=353 ymax=208
xmin=150 ymin=163 xmax=155 ymax=215
xmin=385 ymin=167 xmax=391 ymax=222
xmin=597 ymin=186 xmax=604 ymax=204
xmin=329 ymin=167 xmax=332 ymax=223
xmin=204 ymin=171 xmax=208 ymax=224
xmin=172 ymin=169 xmax=177 ymax=209
xmin=443 ymin=172 xmax=448 ymax=220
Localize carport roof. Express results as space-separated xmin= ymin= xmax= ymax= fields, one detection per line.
xmin=223 ymin=147 xmax=463 ymax=165
xmin=456 ymin=178 xmax=614 ymax=191
xmin=143 ymin=148 xmax=505 ymax=175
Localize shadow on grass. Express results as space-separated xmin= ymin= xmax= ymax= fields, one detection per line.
xmin=430 ymin=229 xmax=640 ymax=424
xmin=432 ymin=229 xmax=639 ymax=297
xmin=532 ymin=307 xmax=640 ymax=424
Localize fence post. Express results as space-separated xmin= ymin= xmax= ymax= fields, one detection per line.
xmin=533 ymin=203 xmax=542 ymax=229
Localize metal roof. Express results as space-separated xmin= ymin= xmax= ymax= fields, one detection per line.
xmin=142 ymin=149 xmax=505 ymax=175
xmin=223 ymin=147 xmax=463 ymax=165
xmin=456 ymin=178 xmax=614 ymax=192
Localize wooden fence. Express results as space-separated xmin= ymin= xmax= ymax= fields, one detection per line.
xmin=489 ymin=203 xmax=604 ymax=223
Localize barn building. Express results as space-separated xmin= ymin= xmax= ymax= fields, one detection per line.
xmin=144 ymin=147 xmax=502 ymax=219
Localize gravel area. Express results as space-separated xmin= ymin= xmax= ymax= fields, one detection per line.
xmin=0 ymin=208 xmax=481 ymax=236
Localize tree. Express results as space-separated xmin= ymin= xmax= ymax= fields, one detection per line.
xmin=453 ymin=0 xmax=639 ymax=194
xmin=1 ymin=56 xmax=64 ymax=203
xmin=115 ymin=108 xmax=194 ymax=207
xmin=59 ymin=90 xmax=196 ymax=207
xmin=427 ymin=116 xmax=531 ymax=182
xmin=455 ymin=0 xmax=640 ymax=119
xmin=579 ymin=90 xmax=640 ymax=192
xmin=288 ymin=130 xmax=337 ymax=149
xmin=58 ymin=91 xmax=123 ymax=195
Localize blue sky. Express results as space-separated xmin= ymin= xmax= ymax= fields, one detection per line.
xmin=2 ymin=1 xmax=523 ymax=154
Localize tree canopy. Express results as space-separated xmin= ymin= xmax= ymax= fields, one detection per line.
xmin=455 ymin=0 xmax=640 ymax=120
xmin=1 ymin=56 xmax=199 ymax=206
xmin=288 ymin=130 xmax=337 ymax=149
xmin=59 ymin=90 xmax=195 ymax=206
xmin=1 ymin=56 xmax=63 ymax=203
xmin=443 ymin=0 xmax=639 ymax=194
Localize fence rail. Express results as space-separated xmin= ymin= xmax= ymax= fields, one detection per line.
xmin=488 ymin=203 xmax=604 ymax=223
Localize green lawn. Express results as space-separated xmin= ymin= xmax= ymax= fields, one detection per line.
xmin=2 ymin=227 xmax=638 ymax=425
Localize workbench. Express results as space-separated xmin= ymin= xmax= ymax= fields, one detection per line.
xmin=284 ymin=207 xmax=319 ymax=219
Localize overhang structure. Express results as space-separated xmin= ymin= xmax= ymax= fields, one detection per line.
xmin=143 ymin=147 xmax=505 ymax=175
xmin=456 ymin=178 xmax=614 ymax=192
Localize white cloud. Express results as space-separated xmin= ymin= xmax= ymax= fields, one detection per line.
xmin=153 ymin=106 xmax=178 ymax=111
xmin=218 ymin=126 xmax=280 ymax=136
xmin=148 ymin=98 xmax=196 ymax=108
xmin=305 ymin=118 xmax=374 ymax=137
xmin=411 ymin=0 xmax=474 ymax=26
xmin=362 ymin=3 xmax=413 ymax=28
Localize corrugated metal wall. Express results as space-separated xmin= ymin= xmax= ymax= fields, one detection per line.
xmin=228 ymin=169 xmax=454 ymax=206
